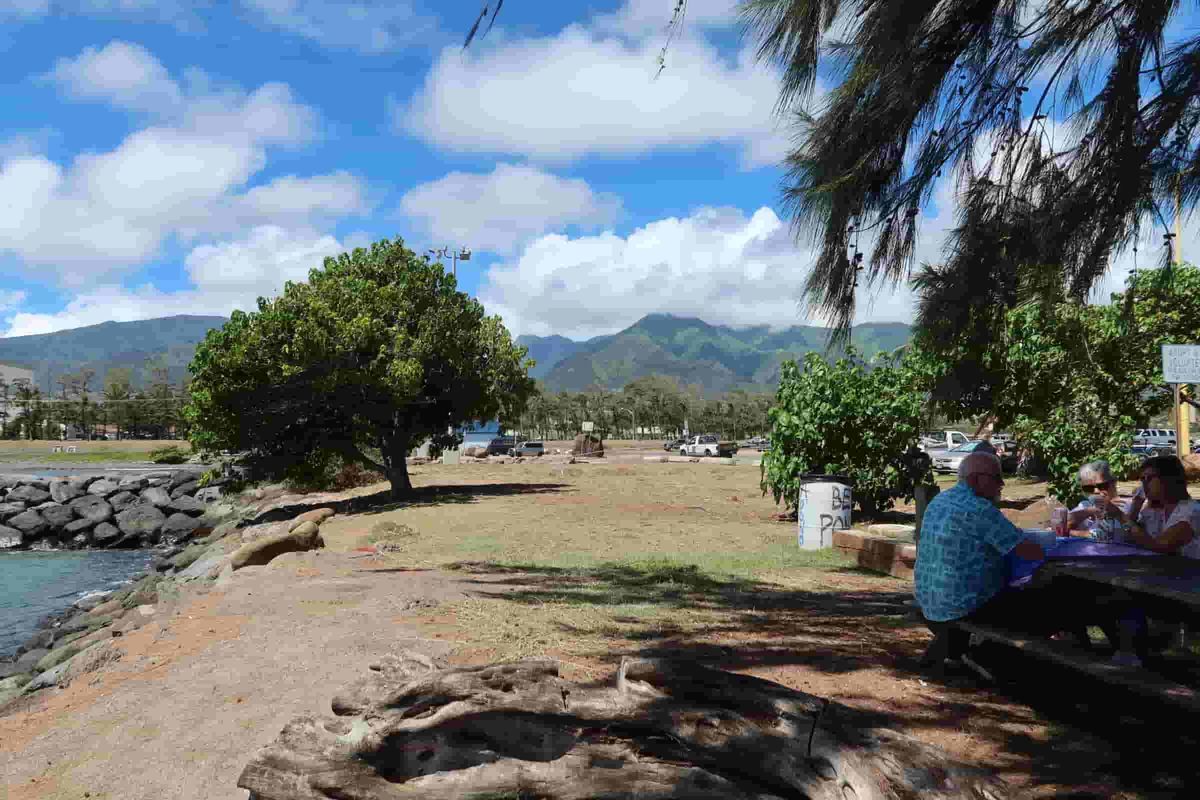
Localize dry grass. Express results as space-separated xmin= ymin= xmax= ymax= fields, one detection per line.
xmin=0 ymin=439 xmax=186 ymax=463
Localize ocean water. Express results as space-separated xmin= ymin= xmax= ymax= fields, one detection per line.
xmin=0 ymin=550 xmax=152 ymax=657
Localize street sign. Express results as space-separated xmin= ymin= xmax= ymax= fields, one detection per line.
xmin=1163 ymin=344 xmax=1200 ymax=383
xmin=581 ymin=421 xmax=594 ymax=433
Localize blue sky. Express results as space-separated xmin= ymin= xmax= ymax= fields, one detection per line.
xmin=0 ymin=0 xmax=1194 ymax=341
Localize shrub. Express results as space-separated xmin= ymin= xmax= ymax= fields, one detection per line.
xmin=149 ymin=445 xmax=190 ymax=464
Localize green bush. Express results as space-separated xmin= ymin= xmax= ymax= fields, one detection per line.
xmin=761 ymin=349 xmax=931 ymax=518
xmin=149 ymin=445 xmax=190 ymax=464
xmin=35 ymin=644 xmax=81 ymax=673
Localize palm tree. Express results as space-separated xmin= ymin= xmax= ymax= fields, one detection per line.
xmin=743 ymin=0 xmax=1198 ymax=345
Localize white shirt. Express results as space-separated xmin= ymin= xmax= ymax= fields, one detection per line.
xmin=1138 ymin=498 xmax=1200 ymax=559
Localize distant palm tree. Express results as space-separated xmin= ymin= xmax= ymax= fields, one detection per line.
xmin=742 ymin=0 xmax=1198 ymax=345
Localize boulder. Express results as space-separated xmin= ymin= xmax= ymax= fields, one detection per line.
xmin=170 ymin=479 xmax=201 ymax=499
xmin=115 ymin=504 xmax=166 ymax=544
xmin=49 ymin=479 xmax=85 ymax=504
xmin=167 ymin=494 xmax=207 ymax=516
xmin=69 ymin=476 xmax=97 ymax=492
xmin=0 ymin=525 xmax=22 ymax=549
xmin=109 ymin=491 xmax=137 ymax=511
xmin=194 ymin=486 xmax=224 ymax=503
xmin=8 ymin=648 xmax=49 ymax=676
xmin=70 ymin=534 xmax=88 ymax=548
xmin=8 ymin=484 xmax=51 ymax=504
xmin=230 ymin=520 xmax=323 ymax=570
xmin=169 ymin=471 xmax=197 ymax=490
xmin=288 ymin=507 xmax=335 ymax=531
xmin=571 ymin=433 xmax=605 ymax=457
xmin=91 ymin=522 xmax=121 ymax=546
xmin=117 ymin=477 xmax=148 ymax=492
xmin=87 ymin=478 xmax=121 ymax=497
xmin=0 ymin=501 xmax=26 ymax=522
xmin=175 ymin=549 xmax=228 ymax=581
xmin=0 ymin=474 xmax=32 ymax=490
xmin=161 ymin=512 xmax=202 ymax=544
xmin=29 ymin=538 xmax=58 ymax=551
xmin=65 ymin=517 xmax=96 ymax=535
xmin=7 ymin=509 xmax=47 ymax=538
xmin=69 ymin=494 xmax=114 ymax=523
xmin=39 ymin=503 xmax=75 ymax=530
xmin=140 ymin=486 xmax=172 ymax=508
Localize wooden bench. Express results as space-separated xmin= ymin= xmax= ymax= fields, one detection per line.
xmin=950 ymin=619 xmax=1200 ymax=714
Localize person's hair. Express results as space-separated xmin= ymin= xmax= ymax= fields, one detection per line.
xmin=958 ymin=452 xmax=1001 ymax=481
xmin=1079 ymin=460 xmax=1115 ymax=485
xmin=1142 ymin=455 xmax=1191 ymax=503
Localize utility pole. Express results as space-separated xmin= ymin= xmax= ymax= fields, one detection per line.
xmin=1175 ymin=176 xmax=1191 ymax=457
xmin=427 ymin=247 xmax=472 ymax=279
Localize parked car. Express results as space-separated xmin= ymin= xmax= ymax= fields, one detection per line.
xmin=1133 ymin=428 xmax=1177 ymax=449
xmin=742 ymin=436 xmax=769 ymax=451
xmin=664 ymin=437 xmax=688 ymax=451
xmin=932 ymin=440 xmax=996 ymax=474
xmin=486 ymin=437 xmax=516 ymax=455
xmin=918 ymin=430 xmax=973 ymax=452
xmin=513 ymin=441 xmax=544 ymax=457
xmin=678 ymin=434 xmax=738 ymax=458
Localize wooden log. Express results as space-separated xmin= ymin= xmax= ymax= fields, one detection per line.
xmin=239 ymin=653 xmax=1012 ymax=800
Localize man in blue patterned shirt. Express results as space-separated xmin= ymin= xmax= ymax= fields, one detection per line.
xmin=915 ymin=452 xmax=1047 ymax=666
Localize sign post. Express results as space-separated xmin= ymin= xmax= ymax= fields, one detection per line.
xmin=1162 ymin=345 xmax=1200 ymax=456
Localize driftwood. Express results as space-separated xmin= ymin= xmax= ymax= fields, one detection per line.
xmin=239 ymin=653 xmax=1011 ymax=799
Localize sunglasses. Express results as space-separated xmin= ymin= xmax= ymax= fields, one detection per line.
xmin=1082 ymin=482 xmax=1113 ymax=491
xmin=1142 ymin=474 xmax=1160 ymax=484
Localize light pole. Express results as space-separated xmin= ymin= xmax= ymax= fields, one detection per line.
xmin=427 ymin=247 xmax=472 ymax=279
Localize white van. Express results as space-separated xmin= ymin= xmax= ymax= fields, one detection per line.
xmin=1133 ymin=429 xmax=1177 ymax=448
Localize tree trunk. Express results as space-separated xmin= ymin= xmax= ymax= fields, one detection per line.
xmin=383 ymin=433 xmax=413 ymax=500
xmin=239 ymin=653 xmax=1012 ymax=800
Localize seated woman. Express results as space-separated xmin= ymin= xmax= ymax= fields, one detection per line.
xmin=1127 ymin=455 xmax=1200 ymax=558
xmin=1067 ymin=460 xmax=1134 ymax=542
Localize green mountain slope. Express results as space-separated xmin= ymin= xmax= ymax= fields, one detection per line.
xmin=532 ymin=314 xmax=911 ymax=394
xmin=0 ymin=315 xmax=228 ymax=392
xmin=515 ymin=334 xmax=588 ymax=380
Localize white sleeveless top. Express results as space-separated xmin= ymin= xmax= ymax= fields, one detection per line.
xmin=1138 ymin=499 xmax=1200 ymax=559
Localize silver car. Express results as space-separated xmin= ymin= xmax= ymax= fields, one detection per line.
xmin=932 ymin=441 xmax=994 ymax=474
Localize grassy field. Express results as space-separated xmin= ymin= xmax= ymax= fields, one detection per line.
xmin=0 ymin=439 xmax=189 ymax=463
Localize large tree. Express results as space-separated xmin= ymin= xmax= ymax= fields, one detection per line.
xmin=744 ymin=0 xmax=1199 ymax=345
xmin=186 ymin=239 xmax=535 ymax=498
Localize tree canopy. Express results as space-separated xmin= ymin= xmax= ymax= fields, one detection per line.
xmin=186 ymin=239 xmax=535 ymax=498
xmin=743 ymin=0 xmax=1199 ymax=338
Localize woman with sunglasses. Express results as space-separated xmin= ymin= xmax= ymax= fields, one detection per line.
xmin=1127 ymin=455 xmax=1200 ymax=558
xmin=1067 ymin=460 xmax=1135 ymax=542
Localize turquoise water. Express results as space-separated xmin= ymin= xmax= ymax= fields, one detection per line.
xmin=0 ymin=551 xmax=152 ymax=657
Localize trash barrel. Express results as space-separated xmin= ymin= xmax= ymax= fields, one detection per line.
xmin=797 ymin=474 xmax=852 ymax=550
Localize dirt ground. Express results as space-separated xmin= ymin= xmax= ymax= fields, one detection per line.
xmin=1 ymin=456 xmax=1191 ymax=799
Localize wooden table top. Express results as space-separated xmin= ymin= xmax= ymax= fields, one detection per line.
xmin=1043 ymin=555 xmax=1200 ymax=609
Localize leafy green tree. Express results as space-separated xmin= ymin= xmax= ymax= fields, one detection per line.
xmin=186 ymin=238 xmax=535 ymax=498
xmin=761 ymin=349 xmax=931 ymax=517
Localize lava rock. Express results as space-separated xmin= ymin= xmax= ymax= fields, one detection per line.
xmin=64 ymin=517 xmax=95 ymax=535
xmin=48 ymin=480 xmax=86 ymax=504
xmin=117 ymin=477 xmax=148 ymax=492
xmin=167 ymin=494 xmax=206 ymax=516
xmin=109 ymin=491 xmax=137 ymax=511
xmin=161 ymin=512 xmax=202 ymax=544
xmin=39 ymin=503 xmax=75 ymax=529
xmin=194 ymin=486 xmax=224 ymax=503
xmin=170 ymin=480 xmax=201 ymax=499
xmin=8 ymin=484 xmax=51 ymax=504
xmin=0 ymin=524 xmax=22 ymax=549
xmin=115 ymin=504 xmax=166 ymax=542
xmin=0 ymin=502 xmax=26 ymax=522
xmin=69 ymin=495 xmax=114 ymax=523
xmin=137 ymin=486 xmax=170 ymax=508
xmin=7 ymin=510 xmax=47 ymax=538
xmin=91 ymin=522 xmax=121 ymax=546
xmin=87 ymin=479 xmax=121 ymax=497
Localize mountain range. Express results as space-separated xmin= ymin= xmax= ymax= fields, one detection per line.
xmin=517 ymin=314 xmax=911 ymax=394
xmin=0 ymin=313 xmax=911 ymax=396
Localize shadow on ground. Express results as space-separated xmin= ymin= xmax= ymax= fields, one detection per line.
xmin=447 ymin=559 xmax=1200 ymax=797
xmin=251 ymin=482 xmax=573 ymax=523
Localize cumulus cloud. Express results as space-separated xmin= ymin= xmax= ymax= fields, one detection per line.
xmin=2 ymin=226 xmax=348 ymax=337
xmin=401 ymin=26 xmax=793 ymax=167
xmin=595 ymin=0 xmax=739 ymax=35
xmin=478 ymin=206 xmax=923 ymax=340
xmin=0 ymin=289 xmax=27 ymax=313
xmin=398 ymin=164 xmax=622 ymax=254
xmin=1 ymin=43 xmax=366 ymax=282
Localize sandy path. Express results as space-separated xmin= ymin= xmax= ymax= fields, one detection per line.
xmin=1 ymin=552 xmax=500 ymax=800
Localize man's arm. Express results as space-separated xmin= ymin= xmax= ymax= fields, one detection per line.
xmin=1012 ymin=539 xmax=1046 ymax=560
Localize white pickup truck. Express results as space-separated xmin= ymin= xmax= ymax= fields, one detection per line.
xmin=679 ymin=434 xmax=739 ymax=458
xmin=917 ymin=430 xmax=973 ymax=452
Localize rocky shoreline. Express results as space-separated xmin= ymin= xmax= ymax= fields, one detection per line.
xmin=0 ymin=484 xmax=333 ymax=708
xmin=0 ymin=471 xmax=223 ymax=551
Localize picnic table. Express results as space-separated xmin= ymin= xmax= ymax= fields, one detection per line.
xmin=954 ymin=533 xmax=1200 ymax=711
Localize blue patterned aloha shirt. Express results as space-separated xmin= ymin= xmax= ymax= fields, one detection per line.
xmin=915 ymin=482 xmax=1027 ymax=622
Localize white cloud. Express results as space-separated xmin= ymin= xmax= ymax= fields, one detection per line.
xmin=402 ymin=26 xmax=793 ymax=167
xmin=479 ymin=205 xmax=920 ymax=340
xmin=398 ymin=164 xmax=622 ymax=254
xmin=0 ymin=289 xmax=27 ymax=312
xmin=0 ymin=43 xmax=365 ymax=282
xmin=596 ymin=0 xmax=740 ymax=35
xmin=44 ymin=41 xmax=182 ymax=113
xmin=241 ymin=0 xmax=438 ymax=52
xmin=2 ymin=226 xmax=348 ymax=337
